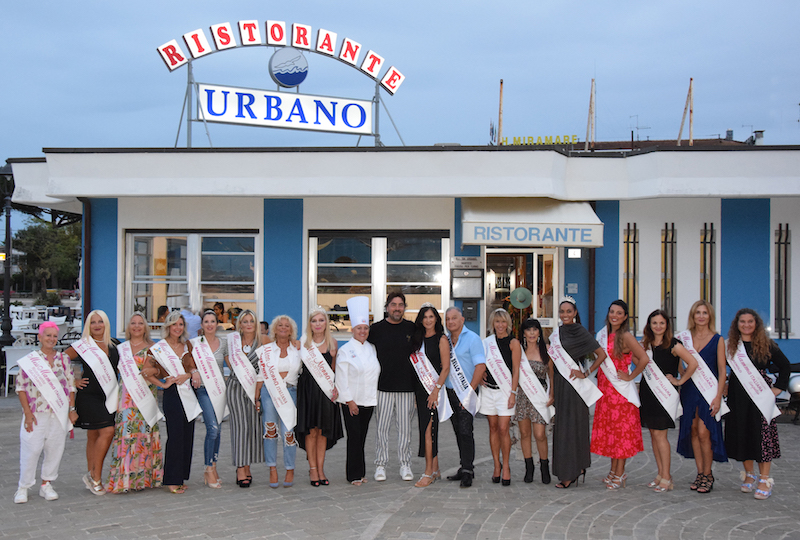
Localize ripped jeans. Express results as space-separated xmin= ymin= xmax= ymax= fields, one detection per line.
xmin=195 ymin=386 xmax=221 ymax=467
xmin=260 ymin=384 xmax=297 ymax=470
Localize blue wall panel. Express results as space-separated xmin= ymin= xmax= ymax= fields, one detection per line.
xmin=85 ymin=198 xmax=118 ymax=332
xmin=720 ymin=199 xmax=770 ymax=330
xmin=593 ymin=201 xmax=620 ymax=332
xmin=263 ymin=199 xmax=303 ymax=328
xmin=564 ymin=251 xmax=590 ymax=326
xmin=454 ymin=198 xmax=481 ymax=334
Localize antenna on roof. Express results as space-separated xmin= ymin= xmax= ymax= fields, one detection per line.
xmin=677 ymin=78 xmax=693 ymax=147
xmin=629 ymin=115 xmax=650 ymax=141
xmin=584 ymin=79 xmax=596 ymax=151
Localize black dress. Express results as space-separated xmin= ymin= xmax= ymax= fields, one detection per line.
xmin=297 ymin=350 xmax=344 ymax=451
xmin=485 ymin=334 xmax=513 ymax=389
xmin=639 ymin=338 xmax=681 ymax=430
xmin=724 ymin=341 xmax=790 ymax=462
xmin=415 ymin=333 xmax=445 ymax=458
xmin=75 ymin=343 xmax=119 ymax=430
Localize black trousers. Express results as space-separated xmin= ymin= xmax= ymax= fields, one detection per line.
xmin=447 ymin=388 xmax=475 ymax=473
xmin=341 ymin=404 xmax=374 ymax=482
xmin=163 ymin=385 xmax=195 ymax=485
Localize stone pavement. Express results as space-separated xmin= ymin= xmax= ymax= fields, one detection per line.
xmin=1 ymin=394 xmax=800 ymax=540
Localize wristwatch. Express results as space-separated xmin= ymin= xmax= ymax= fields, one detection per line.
xmin=69 ymin=406 xmax=76 ymax=412
xmin=435 ymin=383 xmax=442 ymax=389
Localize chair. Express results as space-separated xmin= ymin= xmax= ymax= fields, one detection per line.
xmin=48 ymin=316 xmax=67 ymax=325
xmin=59 ymin=331 xmax=82 ymax=346
xmin=3 ymin=346 xmax=35 ymax=397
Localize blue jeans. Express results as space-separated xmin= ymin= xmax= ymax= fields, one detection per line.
xmin=260 ymin=384 xmax=297 ymax=469
xmin=195 ymin=387 xmax=221 ymax=467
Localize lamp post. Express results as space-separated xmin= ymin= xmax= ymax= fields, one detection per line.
xmin=0 ymin=163 xmax=14 ymax=349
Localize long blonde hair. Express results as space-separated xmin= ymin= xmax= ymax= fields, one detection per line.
xmin=687 ymin=300 xmax=717 ymax=334
xmin=304 ymin=307 xmax=336 ymax=350
xmin=83 ymin=309 xmax=111 ymax=346
xmin=237 ymin=309 xmax=260 ymax=339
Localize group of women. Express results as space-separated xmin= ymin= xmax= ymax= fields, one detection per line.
xmin=13 ymin=295 xmax=791 ymax=502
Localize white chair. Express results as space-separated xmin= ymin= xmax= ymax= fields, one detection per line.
xmin=48 ymin=316 xmax=67 ymax=325
xmin=4 ymin=346 xmax=35 ymax=397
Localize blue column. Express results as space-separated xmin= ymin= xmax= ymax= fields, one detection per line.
xmin=564 ymin=250 xmax=590 ymax=324
xmin=720 ymin=198 xmax=770 ymax=330
xmin=84 ymin=198 xmax=118 ymax=332
xmin=263 ymin=199 xmax=303 ymax=328
xmin=454 ymin=198 xmax=481 ymax=334
xmin=593 ymin=201 xmax=620 ymax=332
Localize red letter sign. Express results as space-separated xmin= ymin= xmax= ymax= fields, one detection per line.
xmin=266 ymin=20 xmax=286 ymax=46
xmin=157 ymin=40 xmax=188 ymax=71
xmin=183 ymin=29 xmax=212 ymax=59
xmin=360 ymin=50 xmax=384 ymax=79
xmin=238 ymin=20 xmax=261 ymax=45
xmin=292 ymin=23 xmax=311 ymax=50
xmin=339 ymin=38 xmax=361 ymax=66
xmin=380 ymin=66 xmax=405 ymax=95
xmin=316 ymin=29 xmax=336 ymax=56
xmin=210 ymin=23 xmax=236 ymax=51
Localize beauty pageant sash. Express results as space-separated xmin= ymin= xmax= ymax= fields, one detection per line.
xmin=17 ymin=351 xmax=72 ymax=431
xmin=484 ymin=335 xmax=515 ymax=398
xmin=117 ymin=341 xmax=163 ymax=427
xmin=73 ymin=337 xmax=119 ymax=414
xmin=677 ymin=330 xmax=730 ymax=421
xmin=410 ymin=343 xmax=453 ymax=422
xmin=227 ymin=332 xmax=258 ymax=405
xmin=596 ymin=328 xmax=640 ymax=407
xmin=190 ymin=336 xmax=227 ymax=423
xmin=257 ymin=343 xmax=297 ymax=431
xmin=643 ymin=347 xmax=683 ymax=422
xmin=727 ymin=340 xmax=781 ymax=422
xmin=150 ymin=340 xmax=202 ymax=421
xmin=299 ymin=344 xmax=336 ymax=401
xmin=547 ymin=326 xmax=603 ymax=407
xmin=518 ymin=357 xmax=554 ymax=424
xmin=446 ymin=335 xmax=479 ymax=416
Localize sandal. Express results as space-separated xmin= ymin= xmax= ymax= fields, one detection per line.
xmin=647 ymin=474 xmax=662 ymax=488
xmin=606 ymin=473 xmax=627 ymax=490
xmin=689 ymin=472 xmax=703 ymax=490
xmin=415 ymin=474 xmax=434 ymax=488
xmin=654 ymin=477 xmax=673 ymax=493
xmin=350 ymin=479 xmax=363 ymax=486
xmin=164 ymin=485 xmax=186 ymax=494
xmin=696 ymin=473 xmax=714 ymax=494
xmin=740 ymin=470 xmax=757 ymax=493
xmin=601 ymin=469 xmax=615 ymax=485
xmin=754 ymin=477 xmax=774 ymax=500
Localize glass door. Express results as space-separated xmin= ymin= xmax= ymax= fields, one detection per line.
xmin=485 ymin=248 xmax=558 ymax=338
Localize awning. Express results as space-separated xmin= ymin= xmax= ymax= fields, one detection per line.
xmin=461 ymin=198 xmax=603 ymax=247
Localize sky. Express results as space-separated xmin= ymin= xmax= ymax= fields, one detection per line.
xmin=1 ymin=0 xmax=799 ymax=160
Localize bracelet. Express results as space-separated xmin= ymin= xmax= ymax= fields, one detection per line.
xmin=511 ymin=390 xmax=518 ymax=396
xmin=190 ymin=369 xmax=199 ymax=375
xmin=69 ymin=406 xmax=76 ymax=412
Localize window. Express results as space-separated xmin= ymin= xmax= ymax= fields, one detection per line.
xmin=661 ymin=223 xmax=676 ymax=328
xmin=700 ymin=223 xmax=715 ymax=306
xmin=126 ymin=232 xmax=258 ymax=329
xmin=623 ymin=223 xmax=639 ymax=331
xmin=775 ymin=224 xmax=791 ymax=338
xmin=309 ymin=232 xmax=449 ymax=335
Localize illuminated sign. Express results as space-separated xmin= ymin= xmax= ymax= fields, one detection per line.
xmin=198 ymin=83 xmax=372 ymax=135
xmin=500 ymin=135 xmax=579 ymax=146
xmin=157 ymin=20 xmax=405 ymax=95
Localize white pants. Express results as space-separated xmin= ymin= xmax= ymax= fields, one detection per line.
xmin=18 ymin=412 xmax=68 ymax=489
xmin=374 ymin=391 xmax=415 ymax=469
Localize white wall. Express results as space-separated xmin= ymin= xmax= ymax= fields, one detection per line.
xmin=619 ymin=198 xmax=721 ymax=332
xmin=304 ymin=197 xmax=454 ymax=230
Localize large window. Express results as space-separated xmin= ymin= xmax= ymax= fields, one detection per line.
xmin=623 ymin=223 xmax=639 ymax=332
xmin=700 ymin=223 xmax=716 ymax=306
xmin=661 ymin=222 xmax=676 ymax=328
xmin=775 ymin=224 xmax=791 ymax=338
xmin=309 ymin=232 xmax=449 ymax=334
xmin=126 ymin=232 xmax=258 ymax=329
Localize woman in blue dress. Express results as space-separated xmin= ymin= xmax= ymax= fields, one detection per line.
xmin=676 ymin=300 xmax=727 ymax=494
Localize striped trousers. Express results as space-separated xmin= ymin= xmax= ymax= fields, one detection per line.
xmin=374 ymin=390 xmax=416 ymax=469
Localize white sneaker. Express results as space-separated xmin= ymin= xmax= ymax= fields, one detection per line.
xmin=14 ymin=487 xmax=28 ymax=504
xmin=374 ymin=466 xmax=386 ymax=481
xmin=39 ymin=482 xmax=58 ymax=501
xmin=400 ymin=465 xmax=413 ymax=481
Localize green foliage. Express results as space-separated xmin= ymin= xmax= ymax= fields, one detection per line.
xmin=13 ymin=219 xmax=81 ymax=293
xmin=35 ymin=291 xmax=62 ymax=306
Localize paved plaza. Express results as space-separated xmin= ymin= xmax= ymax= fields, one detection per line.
xmin=2 ymin=394 xmax=799 ymax=540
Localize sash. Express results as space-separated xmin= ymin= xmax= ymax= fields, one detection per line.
xmin=596 ymin=328 xmax=640 ymax=407
xmin=257 ymin=343 xmax=297 ymax=431
xmin=299 ymin=344 xmax=336 ymax=401
xmin=483 ymin=335 xmax=515 ymax=399
xmin=547 ymin=326 xmax=603 ymax=407
xmin=677 ymin=330 xmax=730 ymax=421
xmin=643 ymin=347 xmax=683 ymax=422
xmin=150 ymin=340 xmax=202 ymax=421
xmin=227 ymin=333 xmax=258 ymax=405
xmin=410 ymin=343 xmax=453 ymax=422
xmin=518 ymin=357 xmax=554 ymax=423
xmin=17 ymin=351 xmax=72 ymax=431
xmin=117 ymin=341 xmax=163 ymax=427
xmin=727 ymin=340 xmax=781 ymax=422
xmin=190 ymin=337 xmax=227 ymax=423
xmin=446 ymin=335 xmax=479 ymax=416
xmin=73 ymin=337 xmax=119 ymax=414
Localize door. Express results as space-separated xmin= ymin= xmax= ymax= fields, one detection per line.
xmin=485 ymin=248 xmax=558 ymax=337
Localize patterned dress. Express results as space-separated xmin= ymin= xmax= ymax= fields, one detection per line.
xmin=512 ymin=356 xmax=548 ymax=425
xmin=590 ymin=334 xmax=644 ymax=459
xmin=227 ymin=341 xmax=264 ymax=467
xmin=106 ymin=347 xmax=163 ymax=492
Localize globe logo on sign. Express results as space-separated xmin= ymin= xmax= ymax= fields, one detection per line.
xmin=269 ymin=47 xmax=308 ymax=88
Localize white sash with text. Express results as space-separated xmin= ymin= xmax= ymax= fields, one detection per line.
xmin=483 ymin=335 xmax=515 ymax=400
xmin=150 ymin=340 xmax=202 ymax=421
xmin=547 ymin=326 xmax=603 ymax=407
xmin=518 ymin=357 xmax=554 ymax=423
xmin=73 ymin=337 xmax=119 ymax=414
xmin=17 ymin=351 xmax=72 ymax=432
xmin=643 ymin=347 xmax=683 ymax=422
xmin=257 ymin=343 xmax=297 ymax=431
xmin=446 ymin=335 xmax=479 ymax=416
xmin=596 ymin=328 xmax=641 ymax=407
xmin=118 ymin=341 xmax=163 ymax=427
xmin=227 ymin=333 xmax=258 ymax=405
xmin=190 ymin=337 xmax=227 ymax=423
xmin=410 ymin=343 xmax=453 ymax=422
xmin=727 ymin=340 xmax=781 ymax=422
xmin=677 ymin=330 xmax=730 ymax=421
xmin=299 ymin=344 xmax=336 ymax=401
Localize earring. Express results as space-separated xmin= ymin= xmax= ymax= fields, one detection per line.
xmin=536 ymin=336 xmax=540 ymax=343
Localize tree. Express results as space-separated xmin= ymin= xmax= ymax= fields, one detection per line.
xmin=13 ymin=219 xmax=81 ymax=294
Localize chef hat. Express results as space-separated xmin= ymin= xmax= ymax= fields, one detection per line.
xmin=347 ymin=296 xmax=370 ymax=328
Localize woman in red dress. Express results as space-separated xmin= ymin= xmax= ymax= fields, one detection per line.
xmin=590 ymin=300 xmax=649 ymax=489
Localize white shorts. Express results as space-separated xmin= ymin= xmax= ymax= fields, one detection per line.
xmin=478 ymin=386 xmax=515 ymax=417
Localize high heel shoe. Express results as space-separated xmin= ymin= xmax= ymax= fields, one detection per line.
xmin=696 ymin=472 xmax=714 ymax=494
xmin=606 ymin=473 xmax=627 ymax=490
xmin=690 ymin=472 xmax=703 ymax=491
xmin=236 ymin=467 xmax=251 ymax=488
xmin=601 ymin=469 xmax=614 ymax=485
xmin=654 ymin=477 xmax=673 ymax=493
xmin=269 ymin=467 xmax=279 ymax=489
xmin=204 ymin=468 xmax=221 ymax=489
xmin=501 ymin=477 xmax=511 ymax=487
xmin=647 ymin=474 xmax=662 ymax=488
xmin=310 ymin=466 xmax=320 ymax=487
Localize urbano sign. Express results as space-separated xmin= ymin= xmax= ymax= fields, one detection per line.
xmin=199 ymin=83 xmax=372 ymax=135
xmin=157 ymin=20 xmax=405 ymax=95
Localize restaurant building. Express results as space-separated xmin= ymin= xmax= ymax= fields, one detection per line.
xmin=7 ymin=143 xmax=800 ymax=359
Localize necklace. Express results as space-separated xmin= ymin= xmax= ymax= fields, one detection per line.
xmin=313 ymin=339 xmax=325 ymax=347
